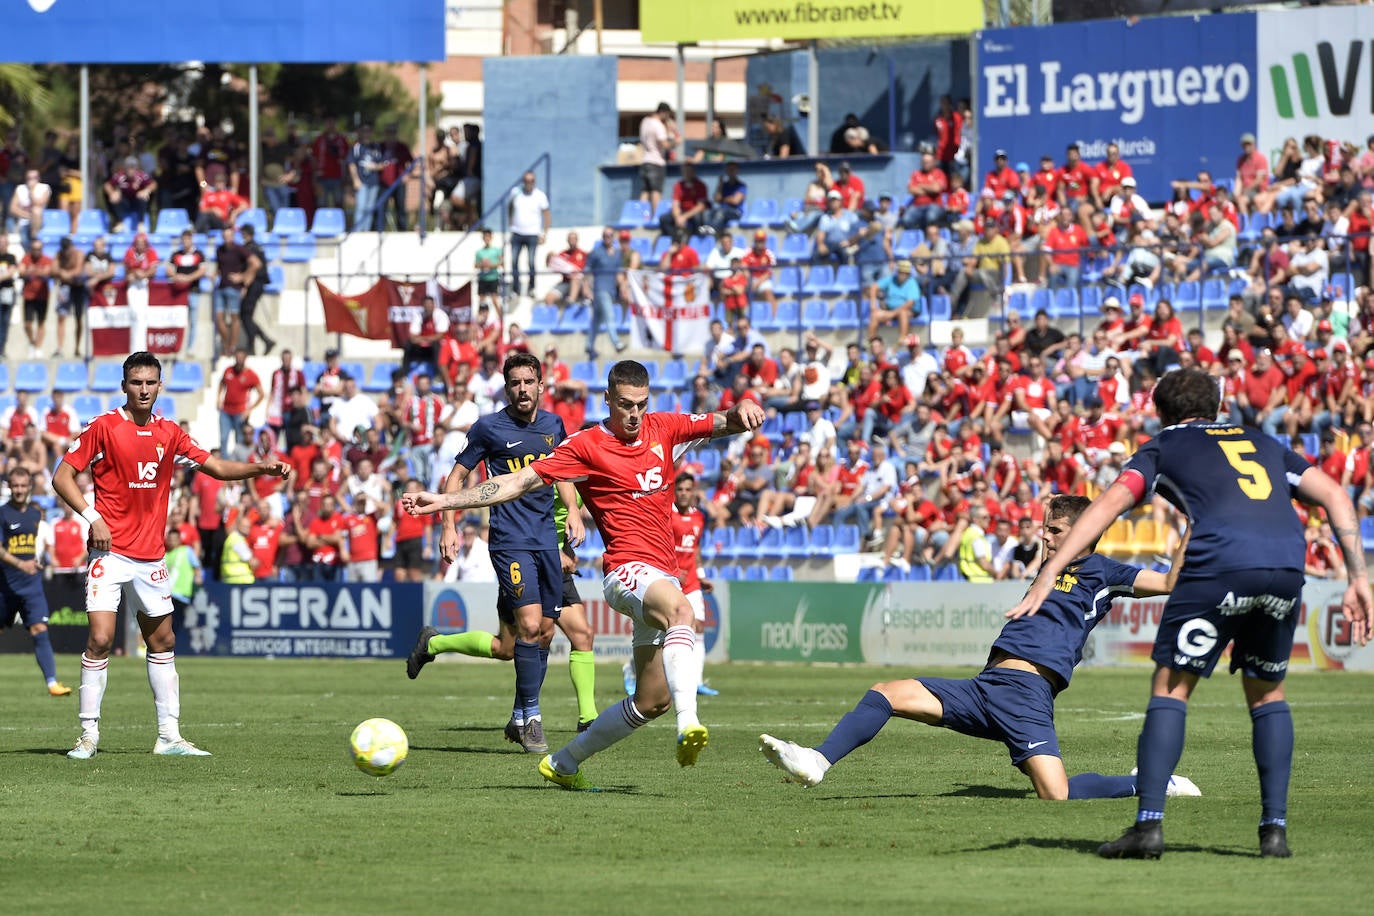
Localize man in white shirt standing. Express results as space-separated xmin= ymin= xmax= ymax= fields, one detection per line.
xmin=638 ymin=102 xmax=677 ymax=214
xmin=507 ymin=171 xmax=550 ymax=299
xmin=899 ymin=333 xmax=940 ymax=399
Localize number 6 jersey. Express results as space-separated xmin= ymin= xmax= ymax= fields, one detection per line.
xmin=1117 ymin=422 xmax=1310 ymax=575
xmin=532 ymin=412 xmax=714 ymax=575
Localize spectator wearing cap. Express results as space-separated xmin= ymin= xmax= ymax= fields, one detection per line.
xmin=1091 ymin=141 xmax=1133 ymax=209
xmin=900 ymin=150 xmax=948 ymax=230
xmin=1234 ymin=132 xmax=1270 ymax=216
xmin=866 ymin=259 xmax=922 ymax=340
xmin=983 ymin=149 xmax=1019 ymax=198
xmin=583 ymin=226 xmax=626 ymax=358
xmin=911 ymin=223 xmax=951 ymax=297
xmin=873 ymin=193 xmax=899 ymax=234
xmin=1231 ymin=346 xmax=1288 ymax=432
xmin=832 ymin=161 xmax=865 ymax=211
xmin=814 ymin=189 xmax=861 ymax=263
xmin=740 ymin=230 xmax=778 ymax=316
xmin=898 ymin=332 xmax=940 ymax=398
xmin=706 ymin=160 xmax=747 ymax=236
xmin=1107 ymin=175 xmax=1152 ymax=234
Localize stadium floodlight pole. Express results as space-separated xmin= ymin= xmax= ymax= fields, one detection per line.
xmin=675 ymin=45 xmax=687 ymax=145
xmin=807 ymin=41 xmax=819 ymax=159
xmin=418 ymin=63 xmax=428 ymax=238
xmin=79 ymin=66 xmax=90 ymax=210
xmin=706 ymin=58 xmax=716 ymax=136
xmin=249 ymin=65 xmax=260 ymax=210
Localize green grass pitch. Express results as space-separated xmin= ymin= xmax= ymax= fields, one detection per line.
xmin=2 ymin=655 xmax=1370 ymax=913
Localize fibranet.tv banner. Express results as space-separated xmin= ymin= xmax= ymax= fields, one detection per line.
xmin=978 ymin=14 xmax=1256 ymax=200
xmin=641 ymin=0 xmax=982 ymax=44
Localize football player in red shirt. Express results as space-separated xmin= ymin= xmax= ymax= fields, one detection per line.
xmin=671 ymin=472 xmax=718 ymax=696
xmin=53 ymin=351 xmax=291 ymax=760
xmin=404 ymin=360 xmax=764 ymax=789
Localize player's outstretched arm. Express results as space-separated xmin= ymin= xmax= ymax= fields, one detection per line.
xmin=1007 ymin=481 xmax=1137 ymax=619
xmin=202 ymin=455 xmax=294 ymax=484
xmin=1297 ymin=466 xmax=1373 ymax=646
xmin=710 ymin=400 xmax=766 ymax=439
xmin=404 ymin=465 xmax=543 ymax=517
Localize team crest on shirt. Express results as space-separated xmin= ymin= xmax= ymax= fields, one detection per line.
xmin=156 ymin=443 xmax=165 ymax=461
xmin=543 ymin=435 xmax=555 ymax=448
xmin=650 ymin=443 xmax=663 ymax=460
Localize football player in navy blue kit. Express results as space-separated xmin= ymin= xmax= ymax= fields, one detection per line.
xmin=760 ymin=495 xmax=1198 ymax=802
xmin=409 ymin=352 xmax=587 ymax=754
xmin=0 ymin=467 xmax=71 ymax=696
xmin=1012 ymin=367 xmax=1372 ymax=859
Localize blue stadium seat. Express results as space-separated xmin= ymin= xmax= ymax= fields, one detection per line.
xmin=653 ymin=392 xmax=677 ymax=413
xmin=281 ymin=233 xmax=316 ymax=263
xmin=363 ymin=363 xmax=397 ymax=393
xmin=652 ymin=358 xmax=688 ymax=393
xmin=39 ymin=210 xmax=69 ymax=243
xmin=52 ymin=361 xmax=87 ymax=392
xmin=0 ymin=395 xmax=13 ymax=415
xmin=1174 ymin=280 xmax=1201 ymax=309
xmin=1007 ymin=289 xmax=1029 ymax=315
xmin=1330 ymin=273 xmax=1354 ymax=300
xmin=271 ymin=207 xmax=307 ymax=237
xmin=757 ymin=528 xmax=786 ymax=559
xmin=834 ymin=524 xmax=861 ymax=553
xmin=906 ymin=564 xmax=932 ymax=582
xmin=934 ymin=564 xmax=962 ymax=581
xmin=856 ymin=566 xmax=880 ymax=582
xmin=155 ymin=209 xmax=190 ymax=235
xmin=1079 ymin=284 xmax=1103 ymax=311
xmin=1201 ymin=278 xmax=1227 ymax=311
xmin=801 ymin=298 xmax=828 ymax=328
xmin=1302 ymin=433 xmax=1319 ymax=457
xmin=883 ymin=564 xmax=905 ymax=582
xmin=892 ymin=229 xmax=921 ymax=258
xmin=778 ymin=233 xmax=812 ymax=263
xmin=1362 ymin=517 xmax=1374 ymax=552
xmin=769 ymin=566 xmax=794 ymax=582
xmin=585 ymin=394 xmax=609 ymax=423
xmin=571 ymin=360 xmax=598 ymax=384
xmin=929 ymin=294 xmax=952 ymax=321
xmin=629 ymin=237 xmax=652 ymax=262
xmin=73 ymin=394 xmax=102 ymax=421
xmin=828 ymin=299 xmax=860 ymax=329
xmin=652 ymin=200 xmax=672 ymax=223
xmin=650 ymin=236 xmax=672 ymax=261
xmin=781 ymin=198 xmax=804 ymax=221
xmin=689 ymin=236 xmax=714 ymax=260
xmin=91 ymin=362 xmax=124 ymax=392
xmin=809 ymin=524 xmax=835 ymax=555
xmin=1238 ymin=212 xmax=1265 ymax=243
xmin=803 ymin=264 xmax=837 ymax=297
xmin=301 ymin=361 xmax=325 ymax=388
xmin=752 ymin=300 xmax=780 ymax=333
xmin=526 ymin=305 xmax=558 ymax=334
xmin=717 ymin=565 xmax=743 ymax=581
xmin=34 ymin=395 xmax=52 ymax=415
xmin=739 ymin=198 xmax=779 ymax=228
xmin=834 ymin=264 xmax=861 ymax=295
xmin=1051 ymin=287 xmax=1079 ymax=319
xmin=311 ymin=208 xmax=347 ymax=238
xmin=773 ymin=265 xmax=802 ymax=298
xmin=780 ymin=525 xmax=809 ymax=559
xmin=772 ymin=299 xmax=800 ymax=335
xmin=1029 ymin=287 xmax=1051 ymax=316
xmin=76 ymin=209 xmax=109 ymax=236
xmin=0 ymin=364 xmax=7 ymax=391
xmin=340 ymin=362 xmax=366 ymax=384
xmin=264 ymin=265 xmax=284 ymax=294
xmin=727 ymin=525 xmax=760 ymax=561
xmin=13 ymin=362 xmax=49 ymax=392
xmin=235 ymin=208 xmax=269 ymax=236
xmin=165 ymin=361 xmax=205 ymax=393
xmin=106 ymin=393 xmax=125 ymax=410
xmin=696 ymin=449 xmax=721 ymax=482
xmin=701 ymin=525 xmax=732 ymax=562
xmin=613 ymin=200 xmax=651 ymax=230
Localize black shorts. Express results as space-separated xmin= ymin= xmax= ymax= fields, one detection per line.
xmin=393 ymin=537 xmax=425 ymax=571
xmin=490 ymin=547 xmax=562 ymax=624
xmin=477 ymin=278 xmax=499 ymax=296
xmin=23 ymin=296 xmax=48 ymax=323
xmin=640 ymin=162 xmax=665 ymax=195
xmin=1153 ymin=568 xmax=1305 ymax=681
xmin=561 ymin=568 xmax=582 ymax=609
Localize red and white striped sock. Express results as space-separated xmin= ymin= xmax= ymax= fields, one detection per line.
xmin=78 ymin=653 xmax=108 ymax=739
xmin=662 ymin=625 xmax=700 ymax=732
xmin=146 ymin=651 xmax=181 ymax=742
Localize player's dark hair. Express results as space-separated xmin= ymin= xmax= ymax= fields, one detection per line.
xmin=1048 ymin=495 xmax=1090 ymax=526
xmin=607 ymin=360 xmax=651 ymax=390
xmin=1152 ymin=367 xmax=1220 ymax=427
xmin=675 ymin=471 xmax=696 ymax=485
xmin=122 ymin=351 xmax=162 ymax=382
xmin=502 ymin=351 xmax=543 ymax=383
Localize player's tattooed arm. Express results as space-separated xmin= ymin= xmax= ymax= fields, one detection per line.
xmin=445 ymin=466 xmax=542 ymax=510
xmin=1332 ymin=523 xmax=1367 ymax=580
xmin=712 ymin=400 xmax=766 ymax=439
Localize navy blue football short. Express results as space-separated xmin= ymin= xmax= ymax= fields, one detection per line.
xmin=1153 ymin=568 xmax=1305 ymax=681
xmin=0 ymin=579 xmax=50 ymax=628
xmin=918 ymin=667 xmax=1060 ymax=766
xmin=490 ymin=548 xmax=562 ymax=623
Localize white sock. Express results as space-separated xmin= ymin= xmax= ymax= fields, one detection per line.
xmin=146 ymin=651 xmax=181 ymax=742
xmin=693 ymin=631 xmax=707 ymax=687
xmin=78 ymin=653 xmax=108 ymax=740
xmin=552 ymin=697 xmax=647 ymax=772
xmin=662 ymin=626 xmax=700 ymax=732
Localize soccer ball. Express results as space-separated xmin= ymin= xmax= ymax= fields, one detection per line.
xmin=349 ymin=718 xmax=409 ymax=777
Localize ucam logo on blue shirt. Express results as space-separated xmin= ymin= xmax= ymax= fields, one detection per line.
xmin=979 ymin=14 xmax=1257 ymax=200
xmin=10 ymin=0 xmax=444 ymax=63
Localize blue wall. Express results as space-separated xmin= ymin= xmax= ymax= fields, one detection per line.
xmin=482 ymin=56 xmax=620 ymax=228
xmin=598 ymin=153 xmax=922 ymax=226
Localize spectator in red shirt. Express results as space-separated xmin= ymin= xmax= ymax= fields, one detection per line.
xmin=195 ymin=171 xmax=249 ymax=233
xmin=18 ymin=237 xmax=52 ymax=358
xmin=218 ymin=347 xmax=265 ymax=455
xmin=658 ymin=161 xmax=709 ymax=237
xmin=934 ymin=95 xmax=963 ymax=177
xmin=1056 ymin=143 xmax=1095 ymax=224
xmin=1235 ymin=348 xmax=1288 ymax=433
xmin=103 ymin=156 xmax=157 ymax=232
xmin=1028 ymin=155 xmax=1059 ymax=203
xmin=900 ymin=150 xmax=948 ymax=230
xmin=305 ymin=494 xmax=348 ymax=582
xmin=1041 ymin=207 xmax=1088 ymax=289
xmin=311 ymin=119 xmax=350 ymax=210
xmin=543 ymin=231 xmax=588 ymax=307
xmin=1234 ymin=132 xmax=1270 ymax=216
xmin=1091 ymin=142 xmax=1133 ymax=209
xmin=983 ymin=150 xmax=1020 ymax=199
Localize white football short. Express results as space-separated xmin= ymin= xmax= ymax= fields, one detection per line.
xmin=602 ymin=561 xmax=682 ymax=648
xmin=86 ymin=551 xmax=175 ymax=618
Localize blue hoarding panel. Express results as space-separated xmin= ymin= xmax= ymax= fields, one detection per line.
xmin=8 ymin=1 xmax=444 ymax=64
xmin=978 ymin=15 xmax=1257 ymax=200
xmin=183 ymin=582 xmax=425 ymax=658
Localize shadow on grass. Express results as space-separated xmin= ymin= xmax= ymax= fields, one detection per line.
xmin=478 ymin=783 xmax=652 ymax=797
xmin=411 ymin=744 xmax=526 ymax=755
xmin=440 ymin=725 xmax=507 ymax=734
xmin=955 ymin=836 xmax=1257 ymax=857
xmin=939 ymin=784 xmax=1033 ymax=799
xmin=0 ymin=748 xmax=140 ymax=756
xmin=335 ymin=790 xmax=391 ymax=797
xmin=816 ymin=793 xmax=928 ymax=801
